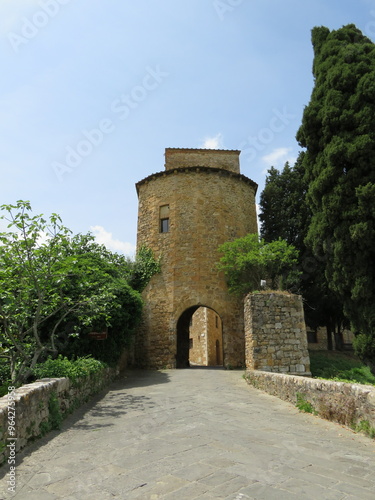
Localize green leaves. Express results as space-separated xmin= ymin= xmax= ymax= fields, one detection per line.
xmin=217 ymin=233 xmax=300 ymax=295
xmin=296 ymin=24 xmax=375 ymax=368
xmin=0 ymin=202 xmax=157 ymax=384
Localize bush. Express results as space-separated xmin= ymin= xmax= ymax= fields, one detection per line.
xmin=32 ymin=355 xmax=107 ymax=382
xmin=0 ymin=360 xmax=11 ymax=397
xmin=60 ymin=280 xmax=143 ymax=365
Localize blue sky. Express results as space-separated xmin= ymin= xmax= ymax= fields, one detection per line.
xmin=1 ymin=0 xmax=374 ymax=255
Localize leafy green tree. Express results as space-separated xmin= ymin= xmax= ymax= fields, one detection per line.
xmin=296 ymin=25 xmax=375 ymax=368
xmin=259 ymin=155 xmax=309 ymax=248
xmin=0 ymin=201 xmax=158 ymax=384
xmin=259 ymin=154 xmax=347 ymax=349
xmin=217 ymin=233 xmax=300 ymax=296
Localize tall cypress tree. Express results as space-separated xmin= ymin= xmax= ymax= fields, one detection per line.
xmin=296 ymin=25 xmax=375 ymax=369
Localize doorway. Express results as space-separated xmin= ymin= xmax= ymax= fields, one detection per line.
xmin=176 ymin=306 xmax=223 ymax=368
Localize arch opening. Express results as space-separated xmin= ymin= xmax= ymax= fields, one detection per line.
xmin=176 ymin=306 xmax=223 ymax=368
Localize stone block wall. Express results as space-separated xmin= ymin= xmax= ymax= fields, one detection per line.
xmin=189 ymin=307 xmax=207 ymax=365
xmin=245 ymin=370 xmax=375 ymax=430
xmin=245 ymin=292 xmax=311 ymax=376
xmin=308 ymin=327 xmax=355 ymax=351
xmin=164 ymin=148 xmax=240 ymax=173
xmin=0 ymin=367 xmax=116 ymax=465
xmin=189 ymin=307 xmax=223 ymax=366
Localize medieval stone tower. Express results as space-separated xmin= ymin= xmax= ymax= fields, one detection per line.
xmin=135 ymin=148 xmax=258 ymax=368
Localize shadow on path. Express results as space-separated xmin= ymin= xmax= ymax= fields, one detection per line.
xmin=1 ymin=369 xmax=171 ymax=474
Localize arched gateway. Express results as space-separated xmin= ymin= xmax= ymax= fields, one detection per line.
xmin=135 ymin=148 xmax=258 ymax=368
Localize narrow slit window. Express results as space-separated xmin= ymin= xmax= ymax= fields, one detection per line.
xmin=160 ymin=218 xmax=169 ymax=233
xmin=160 ymin=204 xmax=170 ymax=233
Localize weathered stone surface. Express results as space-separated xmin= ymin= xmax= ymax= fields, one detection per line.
xmin=164 ymin=147 xmax=241 ymax=173
xmin=189 ymin=307 xmax=223 ymax=366
xmin=0 ymin=367 xmax=117 ymax=464
xmin=244 ymin=292 xmax=311 ymax=376
xmin=245 ymin=370 xmax=375 ymax=429
xmin=6 ymin=370 xmax=375 ymax=499
xmin=135 ymin=148 xmax=258 ymax=368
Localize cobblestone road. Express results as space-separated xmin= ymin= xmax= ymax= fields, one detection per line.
xmin=2 ymin=368 xmax=375 ymax=499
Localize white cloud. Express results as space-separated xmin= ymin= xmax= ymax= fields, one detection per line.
xmin=90 ymin=226 xmax=136 ymax=256
xmin=200 ymin=133 xmax=223 ymax=149
xmin=261 ymin=147 xmax=297 ymax=173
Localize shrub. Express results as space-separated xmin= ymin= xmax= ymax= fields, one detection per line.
xmin=296 ymin=392 xmax=317 ymax=415
xmin=32 ymin=355 xmax=107 ymax=382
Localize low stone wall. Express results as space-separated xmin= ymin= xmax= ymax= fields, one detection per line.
xmin=0 ymin=366 xmax=117 ymax=465
xmin=245 ymin=370 xmax=375 ymax=431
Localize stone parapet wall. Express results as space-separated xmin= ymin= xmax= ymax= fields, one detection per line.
xmin=164 ymin=148 xmax=240 ymax=173
xmin=245 ymin=370 xmax=375 ymax=430
xmin=245 ymin=292 xmax=311 ymax=375
xmin=0 ymin=367 xmax=117 ymax=465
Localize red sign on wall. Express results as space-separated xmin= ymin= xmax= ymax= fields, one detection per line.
xmin=88 ymin=331 xmax=108 ymax=340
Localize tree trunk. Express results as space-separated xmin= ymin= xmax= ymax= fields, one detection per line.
xmin=326 ymin=322 xmax=333 ymax=351
xmin=334 ymin=324 xmax=344 ymax=351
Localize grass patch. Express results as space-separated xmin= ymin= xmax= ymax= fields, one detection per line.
xmin=353 ymin=420 xmax=375 ymax=439
xmin=296 ymin=393 xmax=317 ymax=415
xmin=309 ymin=350 xmax=375 ymax=386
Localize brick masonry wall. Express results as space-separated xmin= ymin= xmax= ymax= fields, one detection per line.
xmin=0 ymin=367 xmax=117 ymax=465
xmin=245 ymin=370 xmax=375 ymax=430
xmin=135 ymin=150 xmax=258 ymax=369
xmin=245 ymin=292 xmax=311 ymax=376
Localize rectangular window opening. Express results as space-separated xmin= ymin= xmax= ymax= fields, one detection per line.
xmin=160 ymin=218 xmax=169 ymax=233
xmin=159 ymin=204 xmax=170 ymax=233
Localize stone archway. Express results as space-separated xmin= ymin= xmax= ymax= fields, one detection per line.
xmin=176 ymin=306 xmax=223 ymax=368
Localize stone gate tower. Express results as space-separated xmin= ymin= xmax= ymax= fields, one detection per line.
xmin=135 ymin=148 xmax=258 ymax=368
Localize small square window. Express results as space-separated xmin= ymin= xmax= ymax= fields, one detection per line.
xmin=307 ymin=330 xmax=318 ymax=343
xmin=160 ymin=218 xmax=169 ymax=233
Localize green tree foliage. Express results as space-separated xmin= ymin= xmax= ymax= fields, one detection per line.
xmin=0 ymin=201 xmax=159 ymax=384
xmin=259 ymin=156 xmax=309 ymax=248
xmin=259 ymin=154 xmax=347 ymax=350
xmin=217 ymin=233 xmax=300 ymax=296
xmin=296 ymin=25 xmax=375 ymax=368
xmin=127 ymin=246 xmax=161 ymax=293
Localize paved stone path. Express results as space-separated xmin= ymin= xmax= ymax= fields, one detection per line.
xmin=2 ymin=368 xmax=375 ymax=499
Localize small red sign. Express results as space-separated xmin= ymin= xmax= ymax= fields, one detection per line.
xmin=88 ymin=331 xmax=108 ymax=340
